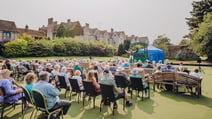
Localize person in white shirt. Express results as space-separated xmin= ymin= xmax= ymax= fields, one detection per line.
xmin=190 ymin=68 xmax=202 ymax=79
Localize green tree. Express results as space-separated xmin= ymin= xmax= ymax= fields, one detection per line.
xmin=153 ymin=35 xmax=171 ymax=52
xmin=17 ymin=33 xmax=33 ymax=42
xmin=131 ymin=45 xmax=144 ymax=51
xmin=123 ymin=40 xmax=131 ymax=52
xmin=179 ymin=39 xmax=190 ymax=45
xmin=65 ymin=28 xmax=75 ymax=37
xmin=118 ymin=44 xmax=125 ymax=56
xmin=56 ymin=25 xmax=66 ymax=37
xmin=186 ymin=0 xmax=212 ymax=30
xmin=190 ymin=13 xmax=212 ymax=61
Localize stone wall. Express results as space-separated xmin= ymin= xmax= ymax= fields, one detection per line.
xmin=165 ymin=45 xmax=199 ymax=60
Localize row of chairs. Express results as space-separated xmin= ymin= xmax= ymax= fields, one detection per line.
xmin=58 ymin=75 xmax=150 ymax=115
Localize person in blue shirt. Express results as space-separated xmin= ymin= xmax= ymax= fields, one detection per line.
xmin=33 ymin=71 xmax=71 ymax=117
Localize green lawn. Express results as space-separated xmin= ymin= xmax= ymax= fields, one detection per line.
xmin=3 ymin=66 xmax=212 ymax=119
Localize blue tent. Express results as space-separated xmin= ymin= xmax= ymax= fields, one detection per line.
xmin=137 ymin=45 xmax=164 ymax=63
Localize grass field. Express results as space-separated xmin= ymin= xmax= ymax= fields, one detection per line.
xmin=2 ymin=66 xmax=212 ymax=119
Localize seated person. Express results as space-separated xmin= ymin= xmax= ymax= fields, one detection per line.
xmin=33 ymin=71 xmax=71 ymax=117
xmin=45 ymin=63 xmax=53 ymax=73
xmin=86 ymin=71 xmax=100 ymax=92
xmin=177 ymin=66 xmax=188 ymax=74
xmin=155 ymin=66 xmax=162 ymax=73
xmin=24 ymin=72 xmax=36 ymax=95
xmin=18 ymin=62 xmax=29 ymax=75
xmin=133 ymin=63 xmax=145 ymax=78
xmin=72 ymin=70 xmax=84 ymax=90
xmin=1 ymin=69 xmax=22 ymax=88
xmin=0 ymin=69 xmax=22 ymax=104
xmin=145 ymin=61 xmax=154 ymax=68
xmin=59 ymin=67 xmax=70 ymax=88
xmin=190 ymin=68 xmax=202 ymax=79
xmin=100 ymin=70 xmax=132 ymax=107
xmin=130 ymin=69 xmax=148 ymax=96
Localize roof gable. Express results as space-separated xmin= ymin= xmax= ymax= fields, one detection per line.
xmin=0 ymin=19 xmax=16 ymax=31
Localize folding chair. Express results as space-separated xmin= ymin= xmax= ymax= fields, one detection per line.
xmin=69 ymin=78 xmax=84 ymax=103
xmin=32 ymin=89 xmax=63 ymax=119
xmin=82 ymin=81 xmax=100 ymax=108
xmin=21 ymin=87 xmax=35 ymax=119
xmin=100 ymin=84 xmax=125 ymax=115
xmin=58 ymin=75 xmax=70 ymax=98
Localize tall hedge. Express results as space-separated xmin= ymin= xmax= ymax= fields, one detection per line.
xmin=3 ymin=37 xmax=116 ymax=57
xmin=4 ymin=39 xmax=28 ymax=57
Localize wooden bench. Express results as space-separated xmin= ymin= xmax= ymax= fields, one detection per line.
xmin=152 ymin=72 xmax=202 ymax=97
xmin=152 ymin=72 xmax=176 ymax=92
xmin=175 ymin=73 xmax=202 ymax=97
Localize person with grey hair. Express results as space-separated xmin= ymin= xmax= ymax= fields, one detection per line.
xmin=100 ymin=70 xmax=132 ymax=107
xmin=130 ymin=68 xmax=148 ymax=97
xmin=58 ymin=66 xmax=70 ymax=87
xmin=33 ymin=71 xmax=71 ymax=118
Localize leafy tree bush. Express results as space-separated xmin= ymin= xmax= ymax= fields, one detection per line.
xmin=90 ymin=46 xmax=105 ymax=56
xmin=190 ymin=13 xmax=212 ymax=61
xmin=27 ymin=40 xmax=53 ymax=56
xmin=104 ymin=45 xmax=115 ymax=56
xmin=4 ymin=39 xmax=28 ymax=57
xmin=2 ymin=37 xmax=116 ymax=57
xmin=118 ymin=44 xmax=125 ymax=56
xmin=53 ymin=39 xmax=66 ymax=56
xmin=153 ymin=35 xmax=171 ymax=52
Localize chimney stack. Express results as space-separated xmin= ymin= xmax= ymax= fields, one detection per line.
xmin=25 ymin=25 xmax=29 ymax=29
xmin=67 ymin=19 xmax=71 ymax=23
xmin=48 ymin=18 xmax=53 ymax=25
xmin=111 ymin=28 xmax=114 ymax=33
xmin=85 ymin=23 xmax=89 ymax=28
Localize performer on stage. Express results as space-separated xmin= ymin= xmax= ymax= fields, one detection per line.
xmin=125 ymin=49 xmax=136 ymax=63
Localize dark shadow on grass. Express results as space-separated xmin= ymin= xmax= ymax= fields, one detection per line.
xmin=80 ymin=103 xmax=133 ymax=119
xmin=159 ymin=91 xmax=212 ymax=108
xmin=136 ymin=98 xmax=155 ymax=114
xmin=68 ymin=101 xmax=84 ymax=117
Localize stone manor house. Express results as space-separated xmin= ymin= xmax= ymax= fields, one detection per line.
xmin=39 ymin=18 xmax=149 ymax=47
xmin=0 ymin=19 xmax=45 ymax=42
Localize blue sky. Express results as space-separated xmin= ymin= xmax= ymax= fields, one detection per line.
xmin=0 ymin=0 xmax=194 ymax=44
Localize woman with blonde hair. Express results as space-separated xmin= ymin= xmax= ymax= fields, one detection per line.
xmin=0 ymin=69 xmax=22 ymax=103
xmin=86 ymin=71 xmax=100 ymax=92
xmin=24 ymin=72 xmax=36 ymax=94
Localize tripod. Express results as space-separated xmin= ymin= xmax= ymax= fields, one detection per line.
xmin=198 ymin=63 xmax=205 ymax=74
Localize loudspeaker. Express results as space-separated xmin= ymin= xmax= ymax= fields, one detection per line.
xmin=197 ymin=58 xmax=202 ymax=63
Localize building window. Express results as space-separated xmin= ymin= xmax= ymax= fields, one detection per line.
xmin=3 ymin=32 xmax=11 ymax=40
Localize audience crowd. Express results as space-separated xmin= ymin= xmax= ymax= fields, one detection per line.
xmin=0 ymin=58 xmax=202 ymax=118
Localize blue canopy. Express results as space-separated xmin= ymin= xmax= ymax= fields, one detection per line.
xmin=137 ymin=45 xmax=164 ymax=63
